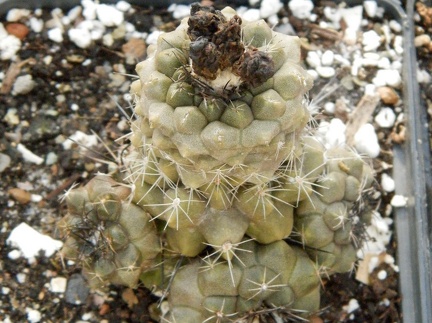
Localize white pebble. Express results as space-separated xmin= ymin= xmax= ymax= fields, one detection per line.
xmin=377 ymin=270 xmax=387 ymax=280
xmin=381 ymin=173 xmax=395 ymax=192
xmin=241 ymin=9 xmax=261 ymax=21
xmin=342 ymin=5 xmax=363 ymax=30
xmin=2 ymin=287 xmax=10 ymax=295
xmin=363 ymin=30 xmax=382 ymax=51
xmin=364 ymin=83 xmax=376 ymax=96
xmin=6 ymin=9 xmax=31 ymax=22
xmin=0 ymin=34 xmax=21 ymax=60
xmin=67 ymin=6 xmax=82 ymax=22
xmin=324 ymin=102 xmax=335 ymax=114
xmin=316 ymin=66 xmax=335 ymax=78
xmin=47 ymin=27 xmax=63 ymax=43
xmin=146 ymin=30 xmax=164 ymax=45
xmin=45 ymin=152 xmax=58 ymax=166
xmin=31 ymin=194 xmax=43 ymax=203
xmin=68 ymin=28 xmax=92 ymax=48
xmin=7 ymin=223 xmax=63 ymax=263
xmin=375 ymin=107 xmax=396 ymax=128
xmin=17 ymin=143 xmax=44 ymax=165
xmin=389 ymin=20 xmax=402 ymax=33
xmin=391 ymin=195 xmax=407 ymax=207
xmin=288 ymin=0 xmax=313 ymax=19
xmin=96 ymin=4 xmax=124 ymax=26
xmin=377 ymin=57 xmax=391 ymax=69
xmin=417 ymin=69 xmax=431 ymax=83
xmin=259 ymin=0 xmax=282 ymax=19
xmin=306 ymin=69 xmax=319 ymax=80
xmin=354 ymin=123 xmax=380 ymax=158
xmin=50 ymin=277 xmax=67 ymax=293
xmin=321 ymin=50 xmax=334 ymax=66
xmin=324 ymin=118 xmax=346 ymax=148
xmin=168 ymin=4 xmax=191 ymax=20
xmin=16 ymin=273 xmax=26 ymax=283
xmin=62 ymin=130 xmax=98 ymax=150
xmin=323 ymin=7 xmax=342 ymax=28
xmin=29 ymin=17 xmax=44 ymax=33
xmin=26 ymin=308 xmax=42 ymax=323
xmin=414 ymin=34 xmax=431 ymax=47
xmin=364 ymin=0 xmax=378 ymax=17
xmin=82 ymin=0 xmax=97 ymax=20
xmin=373 ymin=69 xmax=402 ymax=88
xmin=8 ymin=249 xmax=21 ymax=260
xmin=343 ymin=299 xmax=360 ymax=314
xmin=116 ymin=1 xmax=131 ymax=12
xmin=3 ymin=108 xmax=19 ymax=126
xmin=306 ymin=51 xmax=321 ymax=68
xmin=12 ymin=74 xmax=36 ymax=95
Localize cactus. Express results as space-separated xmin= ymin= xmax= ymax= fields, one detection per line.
xmin=57 ymin=4 xmax=376 ymax=322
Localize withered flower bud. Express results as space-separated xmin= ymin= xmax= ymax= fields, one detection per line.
xmin=237 ymin=50 xmax=275 ymax=87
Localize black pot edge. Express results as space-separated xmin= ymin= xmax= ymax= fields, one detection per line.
xmin=394 ymin=0 xmax=432 ymax=322
xmin=1 ymin=0 xmax=431 ymax=322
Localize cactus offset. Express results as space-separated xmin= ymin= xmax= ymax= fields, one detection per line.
xmin=57 ymin=4 xmax=376 ymax=322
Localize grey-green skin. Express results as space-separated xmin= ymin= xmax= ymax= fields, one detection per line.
xmin=58 ymin=176 xmax=161 ymax=288
xmin=164 ymin=240 xmax=321 ymax=322
xmin=294 ymin=146 xmax=375 ymax=273
xmin=130 ymin=6 xmax=313 ymax=188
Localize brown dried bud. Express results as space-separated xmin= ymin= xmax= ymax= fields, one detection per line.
xmin=236 ymin=49 xmax=275 ymax=88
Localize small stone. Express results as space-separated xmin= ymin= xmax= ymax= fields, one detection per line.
xmin=362 ymin=30 xmax=382 ymax=51
xmin=6 ymin=9 xmax=31 ymax=22
xmin=364 ymin=0 xmax=377 ymax=17
xmin=50 ymin=277 xmax=68 ymax=293
xmin=414 ymin=34 xmax=431 ymax=47
xmin=324 ymin=102 xmax=335 ymax=114
xmin=29 ymin=17 xmax=44 ymax=33
xmin=321 ymin=50 xmax=334 ymax=66
xmin=354 ymin=123 xmax=380 ymax=158
xmin=7 ymin=222 xmax=63 ymax=263
xmin=391 ymin=195 xmax=407 ymax=207
xmin=288 ymin=0 xmax=314 ymax=19
xmin=8 ymin=188 xmax=32 ymax=204
xmin=3 ymin=108 xmax=19 ymax=125
xmin=6 ymin=23 xmax=29 ymax=40
xmin=381 ymin=173 xmax=395 ymax=192
xmin=17 ymin=144 xmax=44 ymax=165
xmin=12 ymin=74 xmax=36 ymax=95
xmin=373 ymin=69 xmax=402 ymax=88
xmin=375 ymin=107 xmax=396 ymax=128
xmin=242 ymin=9 xmax=261 ymax=22
xmin=122 ymin=38 xmax=146 ymax=65
xmin=68 ymin=28 xmax=92 ymax=48
xmin=377 ymin=87 xmax=399 ymax=105
xmin=47 ymin=27 xmax=63 ymax=43
xmin=26 ymin=308 xmax=41 ymax=323
xmin=116 ymin=1 xmax=131 ymax=12
xmin=306 ymin=51 xmax=321 ymax=68
xmin=389 ymin=20 xmax=402 ymax=33
xmin=0 ymin=34 xmax=21 ymax=60
xmin=96 ymin=4 xmax=124 ymax=27
xmin=316 ymin=66 xmax=335 ymax=78
xmin=0 ymin=153 xmax=11 ymax=172
xmin=65 ymin=274 xmax=90 ymax=305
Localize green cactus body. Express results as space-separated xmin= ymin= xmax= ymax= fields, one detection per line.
xmin=165 ymin=240 xmax=320 ymax=322
xmin=57 ymin=4 xmax=377 ymax=322
xmin=58 ymin=176 xmax=160 ymax=288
